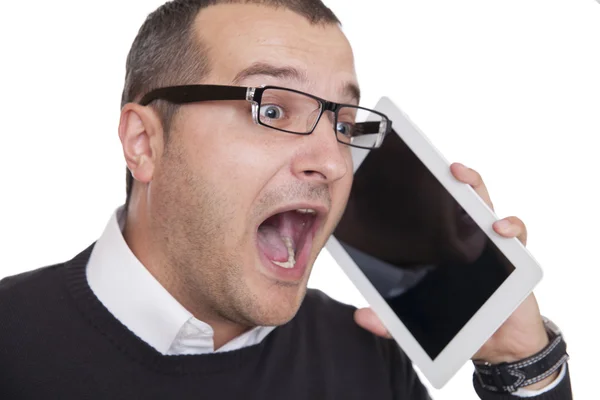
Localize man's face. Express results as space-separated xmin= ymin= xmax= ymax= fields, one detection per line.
xmin=149 ymin=4 xmax=357 ymax=327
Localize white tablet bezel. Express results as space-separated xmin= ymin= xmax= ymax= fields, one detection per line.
xmin=325 ymin=96 xmax=543 ymax=388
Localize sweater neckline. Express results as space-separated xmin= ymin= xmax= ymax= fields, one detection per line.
xmin=63 ymin=244 xmax=276 ymax=375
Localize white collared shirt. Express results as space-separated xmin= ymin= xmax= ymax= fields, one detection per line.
xmin=86 ymin=206 xmax=275 ymax=355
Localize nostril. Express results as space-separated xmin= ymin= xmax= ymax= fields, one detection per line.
xmin=302 ymin=170 xmax=327 ymax=180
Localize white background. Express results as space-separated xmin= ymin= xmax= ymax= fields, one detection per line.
xmin=1 ymin=0 xmax=598 ymax=398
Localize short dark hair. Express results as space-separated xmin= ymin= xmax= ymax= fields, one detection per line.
xmin=121 ymin=0 xmax=341 ymax=210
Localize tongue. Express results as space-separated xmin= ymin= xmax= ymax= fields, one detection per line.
xmin=257 ymin=225 xmax=290 ymax=262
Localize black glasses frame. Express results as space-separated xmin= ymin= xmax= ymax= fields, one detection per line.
xmin=139 ymin=84 xmax=392 ymax=149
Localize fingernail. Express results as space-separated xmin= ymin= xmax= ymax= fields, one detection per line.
xmin=496 ymin=220 xmax=511 ymax=232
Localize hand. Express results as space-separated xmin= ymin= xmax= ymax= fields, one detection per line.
xmin=354 ymin=163 xmax=556 ymax=390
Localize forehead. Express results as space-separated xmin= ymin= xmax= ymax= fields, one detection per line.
xmin=194 ymin=4 xmax=358 ymax=101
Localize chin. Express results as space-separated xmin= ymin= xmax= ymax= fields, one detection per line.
xmin=242 ymin=276 xmax=310 ymax=327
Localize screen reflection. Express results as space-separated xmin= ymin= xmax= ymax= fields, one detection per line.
xmin=334 ymin=132 xmax=515 ymax=360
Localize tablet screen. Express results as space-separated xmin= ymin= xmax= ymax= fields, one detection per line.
xmin=333 ymin=131 xmax=515 ymax=360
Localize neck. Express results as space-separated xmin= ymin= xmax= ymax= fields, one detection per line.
xmin=211 ymin=321 xmax=252 ymax=350
xmin=122 ymin=200 xmax=253 ymax=351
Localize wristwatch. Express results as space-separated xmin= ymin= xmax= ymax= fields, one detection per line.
xmin=473 ymin=317 xmax=569 ymax=393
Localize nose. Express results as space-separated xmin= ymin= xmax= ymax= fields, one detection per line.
xmin=290 ymin=112 xmax=350 ymax=184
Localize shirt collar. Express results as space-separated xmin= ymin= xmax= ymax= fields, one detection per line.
xmin=86 ymin=206 xmax=193 ymax=354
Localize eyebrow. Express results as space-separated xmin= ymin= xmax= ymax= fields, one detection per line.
xmin=232 ymin=62 xmax=361 ymax=104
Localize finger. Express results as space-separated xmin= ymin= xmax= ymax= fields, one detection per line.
xmin=493 ymin=216 xmax=528 ymax=245
xmin=450 ymin=163 xmax=494 ymax=210
xmin=354 ymin=308 xmax=392 ymax=339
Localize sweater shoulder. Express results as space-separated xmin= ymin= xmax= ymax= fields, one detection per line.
xmin=0 ymin=244 xmax=95 ymax=320
xmin=0 ymin=245 xmax=94 ymax=306
xmin=0 ymin=263 xmax=75 ymax=357
xmin=298 ymin=289 xmax=413 ymax=362
xmin=295 ymin=289 xmax=427 ymax=397
xmin=297 ymin=289 xmax=370 ymax=341
xmin=0 ymin=263 xmax=65 ymax=298
xmin=0 ymin=263 xmax=68 ymax=317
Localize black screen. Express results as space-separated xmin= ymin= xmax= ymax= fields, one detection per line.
xmin=334 ymin=131 xmax=515 ymax=360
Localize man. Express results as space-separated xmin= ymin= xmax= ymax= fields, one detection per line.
xmin=0 ymin=1 xmax=571 ymax=398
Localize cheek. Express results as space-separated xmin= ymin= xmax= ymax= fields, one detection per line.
xmin=339 ymin=153 xmax=354 ymax=202
xmin=178 ymin=113 xmax=287 ymax=219
xmin=181 ymin=110 xmax=266 ymax=181
xmin=200 ymin=143 xmax=282 ymax=199
xmin=327 ymin=173 xmax=354 ymax=231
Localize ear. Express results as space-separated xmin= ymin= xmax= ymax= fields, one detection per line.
xmin=118 ymin=103 xmax=164 ymax=185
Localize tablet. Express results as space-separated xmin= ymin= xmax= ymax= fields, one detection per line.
xmin=326 ymin=97 xmax=543 ymax=388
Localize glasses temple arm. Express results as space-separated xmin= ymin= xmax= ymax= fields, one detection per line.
xmin=139 ymin=85 xmax=249 ymax=106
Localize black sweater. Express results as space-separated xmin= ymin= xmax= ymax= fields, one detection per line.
xmin=0 ymin=245 xmax=571 ymax=399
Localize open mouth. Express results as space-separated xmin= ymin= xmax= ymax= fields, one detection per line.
xmin=256 ymin=208 xmax=320 ymax=270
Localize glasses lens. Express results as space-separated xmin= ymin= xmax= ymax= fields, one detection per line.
xmin=258 ymin=88 xmax=322 ymax=134
xmin=336 ymin=106 xmax=387 ymax=149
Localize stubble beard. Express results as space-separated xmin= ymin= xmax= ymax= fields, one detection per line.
xmin=150 ymin=142 xmax=315 ymax=329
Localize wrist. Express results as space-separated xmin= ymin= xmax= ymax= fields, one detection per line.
xmin=480 ymin=316 xmax=548 ymax=365
xmin=473 ymin=318 xmax=569 ymax=393
xmin=482 ymin=327 xmax=549 ymax=364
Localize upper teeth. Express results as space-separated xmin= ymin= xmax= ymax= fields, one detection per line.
xmin=296 ymin=209 xmax=316 ymax=214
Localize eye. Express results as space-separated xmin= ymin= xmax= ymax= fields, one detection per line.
xmin=259 ymin=104 xmax=284 ymax=120
xmin=336 ymin=121 xmax=353 ymax=137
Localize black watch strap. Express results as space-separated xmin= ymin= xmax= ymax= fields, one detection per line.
xmin=474 ymin=327 xmax=569 ymax=393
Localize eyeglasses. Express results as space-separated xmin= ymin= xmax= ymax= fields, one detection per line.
xmin=139 ymin=84 xmax=392 ymax=149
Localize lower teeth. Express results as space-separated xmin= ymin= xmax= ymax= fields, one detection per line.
xmin=272 ymin=236 xmax=296 ymax=269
